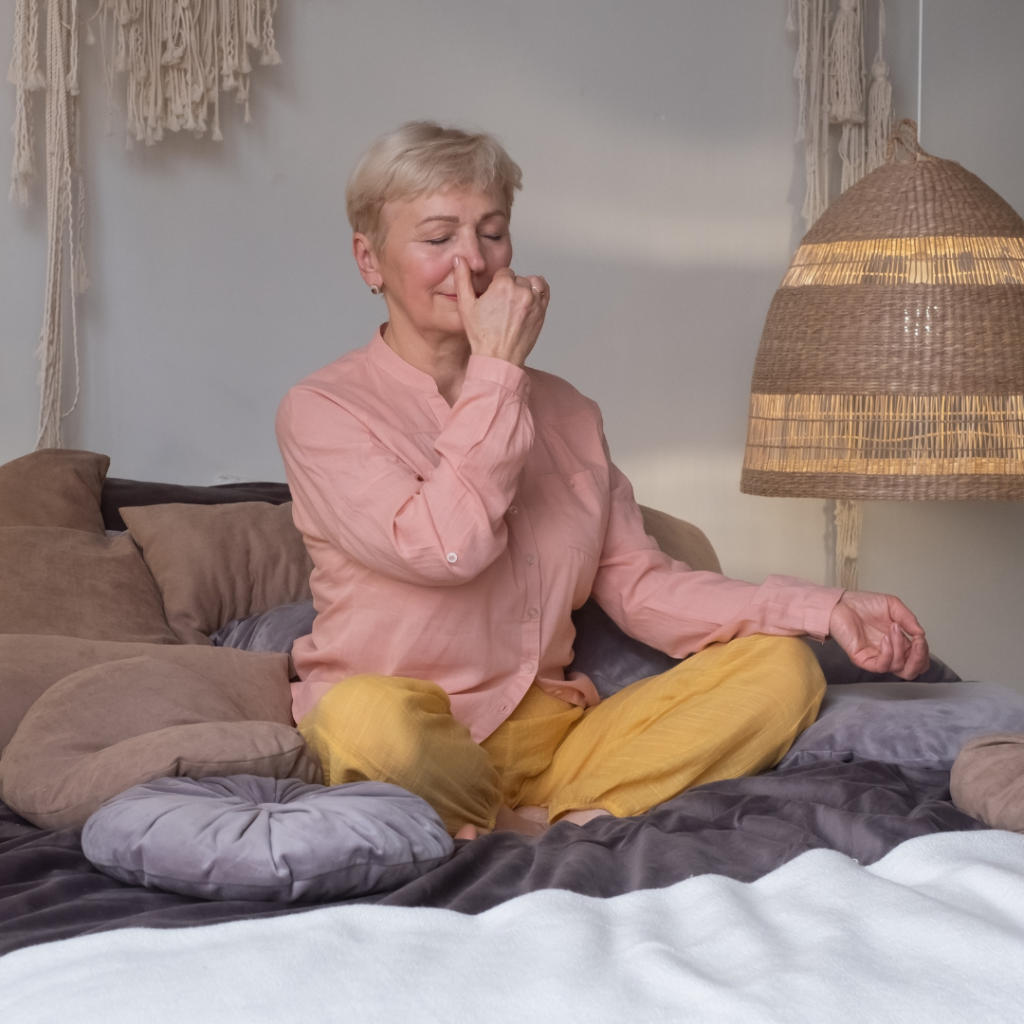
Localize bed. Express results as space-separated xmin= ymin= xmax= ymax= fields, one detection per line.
xmin=1 ymin=449 xmax=1022 ymax=1022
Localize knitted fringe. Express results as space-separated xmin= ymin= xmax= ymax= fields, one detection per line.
xmin=96 ymin=0 xmax=281 ymax=146
xmin=791 ymin=0 xmax=832 ymax=228
xmin=8 ymin=0 xmax=46 ymax=205
xmin=8 ymin=0 xmax=281 ymax=449
xmin=791 ymin=1 xmax=897 ymax=225
xmin=31 ymin=0 xmax=85 ymax=449
xmin=866 ymin=0 xmax=894 ymax=172
xmin=828 ymin=0 xmax=864 ymax=125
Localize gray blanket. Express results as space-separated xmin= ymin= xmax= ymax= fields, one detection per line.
xmin=0 ymin=759 xmax=983 ymax=956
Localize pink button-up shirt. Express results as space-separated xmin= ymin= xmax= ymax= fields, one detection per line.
xmin=276 ymin=332 xmax=842 ymax=742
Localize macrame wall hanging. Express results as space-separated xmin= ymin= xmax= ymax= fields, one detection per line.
xmin=8 ymin=0 xmax=281 ymax=450
xmin=790 ymin=0 xmax=894 ymax=226
xmin=786 ymin=0 xmax=895 ymax=588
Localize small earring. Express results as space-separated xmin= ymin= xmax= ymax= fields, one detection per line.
xmin=370 ymin=284 xmax=382 ymax=296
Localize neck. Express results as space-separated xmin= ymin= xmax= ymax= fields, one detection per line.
xmin=382 ymin=310 xmax=470 ymax=406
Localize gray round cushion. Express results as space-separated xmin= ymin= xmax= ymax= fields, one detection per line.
xmin=81 ymin=775 xmax=454 ymax=902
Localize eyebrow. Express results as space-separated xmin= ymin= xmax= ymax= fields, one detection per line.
xmin=414 ymin=210 xmax=506 ymax=228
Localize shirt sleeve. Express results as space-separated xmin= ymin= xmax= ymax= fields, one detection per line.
xmin=590 ymin=446 xmax=843 ymax=657
xmin=276 ymin=356 xmax=535 ymax=586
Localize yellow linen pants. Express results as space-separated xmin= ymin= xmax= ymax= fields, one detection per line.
xmin=298 ymin=635 xmax=825 ymax=835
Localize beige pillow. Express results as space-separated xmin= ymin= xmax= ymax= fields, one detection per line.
xmin=0 ymin=527 xmax=179 ymax=645
xmin=638 ymin=505 xmax=722 ymax=573
xmin=0 ymin=448 xmax=109 ymax=533
xmin=121 ymin=501 xmax=313 ymax=645
xmin=0 ymin=656 xmax=321 ymax=829
xmin=0 ymin=635 xmax=294 ymax=755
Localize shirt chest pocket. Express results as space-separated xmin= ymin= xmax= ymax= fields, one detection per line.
xmin=534 ymin=469 xmax=607 ymax=606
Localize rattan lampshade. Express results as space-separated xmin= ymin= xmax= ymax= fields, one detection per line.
xmin=741 ymin=122 xmax=1024 ymax=501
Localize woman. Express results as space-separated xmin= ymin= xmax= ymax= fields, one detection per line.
xmin=276 ymin=122 xmax=928 ymax=839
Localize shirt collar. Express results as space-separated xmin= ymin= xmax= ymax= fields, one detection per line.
xmin=368 ymin=327 xmax=441 ymax=394
xmin=368 ymin=326 xmax=452 ymax=426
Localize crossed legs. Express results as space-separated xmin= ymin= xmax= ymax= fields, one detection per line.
xmin=297 ymin=635 xmax=826 ymax=836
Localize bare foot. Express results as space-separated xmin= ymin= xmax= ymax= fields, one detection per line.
xmin=514 ymin=805 xmax=550 ymax=826
xmin=454 ymin=805 xmax=554 ymax=841
xmin=494 ymin=805 xmax=549 ymax=837
xmin=560 ymin=808 xmax=613 ymax=826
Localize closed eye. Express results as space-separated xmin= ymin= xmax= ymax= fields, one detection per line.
xmin=425 ymin=236 xmax=451 ymax=246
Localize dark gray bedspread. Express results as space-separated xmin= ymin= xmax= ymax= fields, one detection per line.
xmin=0 ymin=759 xmax=984 ymax=956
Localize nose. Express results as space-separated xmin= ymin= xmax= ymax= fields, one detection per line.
xmin=453 ymin=232 xmax=487 ymax=274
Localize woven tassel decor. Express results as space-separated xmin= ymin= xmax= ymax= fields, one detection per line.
xmin=741 ymin=121 xmax=1024 ymax=501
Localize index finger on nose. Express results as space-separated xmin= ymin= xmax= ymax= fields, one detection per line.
xmin=453 ymin=256 xmax=476 ymax=308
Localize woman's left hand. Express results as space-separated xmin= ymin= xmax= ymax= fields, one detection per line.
xmin=828 ymin=591 xmax=930 ymax=680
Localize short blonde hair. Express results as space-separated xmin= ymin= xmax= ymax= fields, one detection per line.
xmin=346 ymin=121 xmax=523 ymax=251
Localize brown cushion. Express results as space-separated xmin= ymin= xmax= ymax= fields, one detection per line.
xmin=0 ymin=635 xmax=295 ymax=754
xmin=0 ymin=527 xmax=179 ymax=645
xmin=951 ymin=733 xmax=1024 ymax=832
xmin=121 ymin=502 xmax=313 ymax=645
xmin=0 ymin=449 xmax=109 ymax=533
xmin=0 ymin=656 xmax=321 ymax=829
xmin=638 ymin=505 xmax=722 ymax=573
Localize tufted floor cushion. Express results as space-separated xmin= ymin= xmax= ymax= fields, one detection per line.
xmin=0 ymin=657 xmax=320 ymax=829
xmin=82 ymin=775 xmax=455 ymax=901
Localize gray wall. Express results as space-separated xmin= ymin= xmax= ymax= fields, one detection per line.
xmin=1 ymin=1 xmax=1021 ymax=685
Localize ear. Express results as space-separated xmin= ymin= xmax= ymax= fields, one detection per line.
xmin=352 ymin=233 xmax=384 ymax=290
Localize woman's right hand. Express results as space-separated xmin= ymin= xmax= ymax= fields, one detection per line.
xmin=454 ymin=256 xmax=549 ymax=368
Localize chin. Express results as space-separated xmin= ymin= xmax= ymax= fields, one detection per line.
xmin=423 ymin=311 xmax=465 ymax=335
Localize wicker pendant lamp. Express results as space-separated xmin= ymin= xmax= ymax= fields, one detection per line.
xmin=741 ymin=120 xmax=1024 ymax=586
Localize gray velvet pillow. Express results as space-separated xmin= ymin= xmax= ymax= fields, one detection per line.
xmin=212 ymin=600 xmax=316 ymax=655
xmin=82 ymin=775 xmax=454 ymax=902
xmin=566 ymin=600 xmax=960 ymax=699
xmin=778 ymin=681 xmax=1024 ymax=771
xmin=568 ymin=599 xmax=679 ymax=699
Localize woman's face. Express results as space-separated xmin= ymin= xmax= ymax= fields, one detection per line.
xmin=355 ymin=187 xmax=513 ymax=341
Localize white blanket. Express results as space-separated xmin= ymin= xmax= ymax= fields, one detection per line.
xmin=4 ymin=830 xmax=1024 ymax=1023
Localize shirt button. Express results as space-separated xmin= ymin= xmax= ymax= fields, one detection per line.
xmin=508 ymin=506 xmax=518 ymax=515
xmin=567 ymin=478 xmax=576 ymax=488
xmin=526 ymin=554 xmax=535 ymax=565
xmin=522 ymin=662 xmax=534 ymax=674
xmin=528 ymin=607 xmax=539 ymax=618
xmin=446 ymin=552 xmax=458 ymax=563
